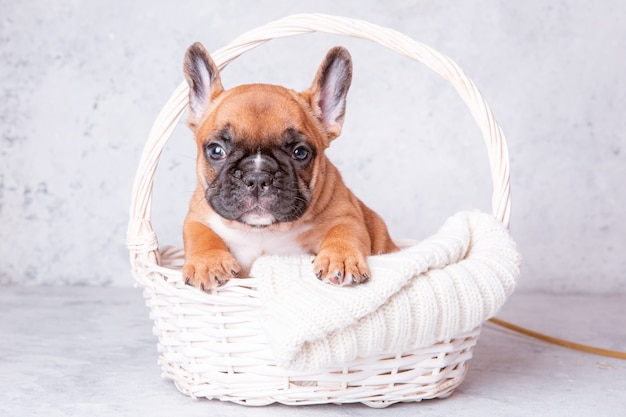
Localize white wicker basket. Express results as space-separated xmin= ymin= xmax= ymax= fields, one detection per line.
xmin=126 ymin=14 xmax=512 ymax=407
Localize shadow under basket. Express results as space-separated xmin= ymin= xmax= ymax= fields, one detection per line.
xmin=126 ymin=14 xmax=518 ymax=408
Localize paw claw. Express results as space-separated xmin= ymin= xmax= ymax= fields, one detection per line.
xmin=313 ymin=248 xmax=370 ymax=286
xmin=182 ymin=250 xmax=241 ymax=290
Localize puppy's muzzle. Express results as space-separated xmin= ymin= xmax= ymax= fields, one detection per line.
xmin=207 ymin=150 xmax=308 ymax=226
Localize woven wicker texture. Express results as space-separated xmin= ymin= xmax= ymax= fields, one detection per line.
xmin=127 ymin=14 xmax=515 ymax=407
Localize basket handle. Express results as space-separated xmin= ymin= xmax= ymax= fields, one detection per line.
xmin=126 ymin=13 xmax=511 ymax=264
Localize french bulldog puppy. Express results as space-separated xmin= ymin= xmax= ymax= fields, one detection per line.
xmin=182 ymin=42 xmax=398 ymax=290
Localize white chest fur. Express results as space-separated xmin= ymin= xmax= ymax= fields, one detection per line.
xmin=207 ymin=214 xmax=310 ymax=269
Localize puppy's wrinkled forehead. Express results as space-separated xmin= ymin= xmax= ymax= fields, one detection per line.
xmin=198 ymin=84 xmax=319 ymax=147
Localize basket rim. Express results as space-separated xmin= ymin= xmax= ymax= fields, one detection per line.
xmin=126 ymin=12 xmax=511 ymax=263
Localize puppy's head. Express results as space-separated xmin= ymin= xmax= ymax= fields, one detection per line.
xmin=183 ymin=43 xmax=352 ymax=228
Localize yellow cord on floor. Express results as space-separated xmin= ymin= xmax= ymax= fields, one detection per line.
xmin=488 ymin=317 xmax=626 ymax=360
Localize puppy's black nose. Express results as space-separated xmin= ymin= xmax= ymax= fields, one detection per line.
xmin=237 ymin=152 xmax=279 ymax=198
xmin=243 ymin=171 xmax=272 ymax=196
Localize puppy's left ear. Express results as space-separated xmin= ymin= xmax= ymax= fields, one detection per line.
xmin=183 ymin=42 xmax=224 ymax=130
xmin=306 ymin=47 xmax=353 ymax=141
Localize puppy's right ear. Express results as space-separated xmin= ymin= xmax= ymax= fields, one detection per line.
xmin=183 ymin=42 xmax=224 ymax=130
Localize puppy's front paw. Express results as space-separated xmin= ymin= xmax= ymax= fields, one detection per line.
xmin=313 ymin=248 xmax=370 ymax=286
xmin=182 ymin=250 xmax=241 ymax=291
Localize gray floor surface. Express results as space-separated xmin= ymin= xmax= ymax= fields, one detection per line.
xmin=1 ymin=287 xmax=624 ymax=417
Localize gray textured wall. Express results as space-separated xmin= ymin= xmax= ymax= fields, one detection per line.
xmin=1 ymin=0 xmax=624 ymax=293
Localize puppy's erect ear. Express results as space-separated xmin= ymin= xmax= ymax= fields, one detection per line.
xmin=306 ymin=47 xmax=353 ymax=142
xmin=183 ymin=42 xmax=224 ymax=130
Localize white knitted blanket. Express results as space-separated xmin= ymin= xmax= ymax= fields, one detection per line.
xmin=251 ymin=211 xmax=521 ymax=370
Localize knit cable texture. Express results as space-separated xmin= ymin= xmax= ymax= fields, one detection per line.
xmin=252 ymin=211 xmax=521 ymax=370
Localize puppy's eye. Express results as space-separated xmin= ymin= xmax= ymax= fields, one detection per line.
xmin=292 ymin=146 xmax=310 ymax=161
xmin=207 ymin=144 xmax=226 ymax=160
